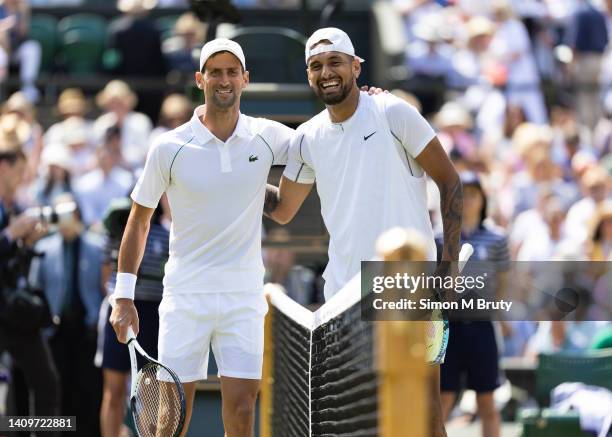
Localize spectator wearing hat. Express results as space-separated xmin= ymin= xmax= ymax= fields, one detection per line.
xmin=93 ymin=80 xmax=153 ymax=170
xmin=489 ymin=1 xmax=547 ymax=125
xmin=0 ymin=0 xmax=41 ymax=102
xmin=434 ymin=101 xmax=480 ymax=168
xmin=32 ymin=143 xmax=73 ymax=206
xmin=564 ymin=165 xmax=610 ymax=244
xmin=163 ymin=12 xmax=206 ymax=75
xmin=44 ymin=88 xmax=95 ymax=148
xmin=2 ymin=91 xmax=43 ymax=186
xmin=149 ymin=93 xmax=193 ymax=143
xmin=57 ymin=116 xmax=97 ymax=178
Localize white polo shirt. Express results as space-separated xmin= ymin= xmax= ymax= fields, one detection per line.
xmin=132 ymin=105 xmax=292 ymax=294
xmin=284 ymin=92 xmax=437 ymax=298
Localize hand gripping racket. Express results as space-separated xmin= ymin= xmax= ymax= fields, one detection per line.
xmin=127 ymin=326 xmax=186 ymax=437
xmin=425 ymin=243 xmax=474 ymax=364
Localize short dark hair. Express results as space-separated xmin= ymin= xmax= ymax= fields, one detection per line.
xmin=0 ymin=145 xmax=25 ymax=165
xmin=201 ymin=50 xmax=245 ymax=73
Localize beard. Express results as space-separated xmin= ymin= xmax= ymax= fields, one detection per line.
xmin=210 ymin=90 xmax=237 ymax=109
xmin=313 ymin=79 xmax=353 ymax=105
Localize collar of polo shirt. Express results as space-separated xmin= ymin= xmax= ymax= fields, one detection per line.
xmin=189 ymin=105 xmax=251 ymax=144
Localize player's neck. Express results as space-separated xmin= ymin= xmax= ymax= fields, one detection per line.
xmin=202 ymin=105 xmax=240 ymax=142
xmin=327 ymin=86 xmax=360 ymax=123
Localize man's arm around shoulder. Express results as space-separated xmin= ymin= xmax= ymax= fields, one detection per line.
xmin=264 ymin=177 xmax=313 ymax=225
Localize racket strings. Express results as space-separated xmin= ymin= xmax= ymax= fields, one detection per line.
xmin=133 ymin=364 xmax=183 ymax=437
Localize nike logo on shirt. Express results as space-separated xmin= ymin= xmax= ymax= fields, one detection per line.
xmin=364 ymin=131 xmax=377 ymax=141
xmin=249 ymin=155 xmax=258 ymax=162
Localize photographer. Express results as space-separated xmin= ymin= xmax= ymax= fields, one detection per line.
xmin=0 ymin=143 xmax=60 ymax=427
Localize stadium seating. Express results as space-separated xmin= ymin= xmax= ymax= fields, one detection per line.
xmin=29 ymin=14 xmax=59 ymax=74
xmin=57 ymin=13 xmax=108 ymax=74
xmin=228 ymin=27 xmax=306 ymax=83
xmin=518 ymin=349 xmax=612 ymax=437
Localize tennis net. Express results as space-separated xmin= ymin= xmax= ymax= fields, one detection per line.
xmin=261 ymin=275 xmax=429 ymax=437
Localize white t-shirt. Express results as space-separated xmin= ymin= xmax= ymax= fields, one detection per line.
xmin=131 ymin=105 xmax=292 ymax=294
xmin=283 ymin=92 xmax=437 ymax=298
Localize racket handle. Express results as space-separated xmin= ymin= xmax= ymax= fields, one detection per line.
xmin=458 ymin=243 xmax=474 ymax=273
xmin=127 ymin=326 xmax=137 ymax=342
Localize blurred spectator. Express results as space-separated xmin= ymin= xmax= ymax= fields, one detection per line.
xmin=405 ymin=13 xmax=454 ymax=113
xmin=44 ymin=88 xmax=95 ymax=148
xmin=32 ymin=143 xmax=73 ymax=206
xmin=163 ymin=12 xmax=206 ymax=75
xmin=149 ymin=93 xmax=193 ymax=143
xmin=393 ymin=0 xmax=444 ymax=41
xmin=516 ymin=196 xmax=569 ymax=260
xmin=232 ymin=0 xmax=299 ymax=7
xmin=0 ymin=0 xmax=41 ymax=102
xmin=75 ymin=141 xmax=133 ymax=228
xmin=264 ymin=228 xmax=316 ymax=305
xmin=108 ymin=0 xmax=165 ymax=78
xmin=29 ymin=193 xmax=104 ymax=437
xmin=93 ymin=80 xmax=153 ymax=170
xmin=59 ymin=116 xmax=97 ymax=178
xmin=565 ymin=0 xmax=608 ymax=129
xmin=2 ymin=91 xmax=43 ymax=186
xmin=510 ymin=122 xmax=578 ymax=215
xmin=481 ymin=103 xmax=527 ymax=167
xmin=434 ymin=101 xmax=480 ymax=168
xmin=564 ymin=165 xmax=609 ymax=244
xmin=490 ymin=1 xmax=548 ymax=124
xmin=588 ymin=199 xmax=612 ymax=260
xmin=438 ymin=172 xmax=508 ymax=437
xmin=108 ymin=0 xmax=166 ymax=121
xmin=99 ymin=199 xmax=168 ymax=437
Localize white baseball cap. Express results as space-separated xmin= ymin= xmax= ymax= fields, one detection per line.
xmin=305 ymin=27 xmax=365 ymax=65
xmin=199 ymin=38 xmax=246 ymax=72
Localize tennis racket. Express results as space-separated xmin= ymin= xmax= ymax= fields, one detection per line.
xmin=425 ymin=243 xmax=474 ymax=364
xmin=127 ymin=326 xmax=186 ymax=437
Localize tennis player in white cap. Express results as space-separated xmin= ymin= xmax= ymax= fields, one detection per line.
xmin=109 ymin=38 xmax=295 ymax=437
xmin=265 ymin=27 xmax=462 ymax=437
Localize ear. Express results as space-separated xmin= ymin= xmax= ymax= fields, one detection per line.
xmin=194 ymin=71 xmax=204 ymax=89
xmin=242 ymin=69 xmax=250 ymax=88
xmin=353 ymin=58 xmax=361 ymax=79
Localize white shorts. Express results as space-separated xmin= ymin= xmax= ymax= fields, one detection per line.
xmin=157 ymin=290 xmax=268 ymax=382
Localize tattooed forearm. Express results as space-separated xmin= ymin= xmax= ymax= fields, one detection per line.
xmin=264 ymin=184 xmax=280 ymax=217
xmin=439 ymin=176 xmax=463 ymax=261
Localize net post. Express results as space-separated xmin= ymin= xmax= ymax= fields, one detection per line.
xmin=377 ymin=321 xmax=429 ymax=437
xmin=259 ymin=291 xmax=274 ymax=437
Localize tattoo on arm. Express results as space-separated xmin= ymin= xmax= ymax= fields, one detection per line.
xmin=264 ymin=184 xmax=279 ymax=217
xmin=440 ymin=177 xmax=463 ymax=260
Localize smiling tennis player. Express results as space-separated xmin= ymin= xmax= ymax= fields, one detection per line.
xmin=109 ymin=38 xmax=293 ymax=437
xmin=265 ymin=27 xmax=463 ymax=437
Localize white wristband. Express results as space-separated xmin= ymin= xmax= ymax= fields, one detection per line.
xmin=110 ymin=273 xmax=137 ymax=306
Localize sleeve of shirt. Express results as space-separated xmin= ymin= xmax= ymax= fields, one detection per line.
xmin=265 ymin=121 xmax=294 ymax=166
xmin=131 ymin=139 xmax=170 ymax=208
xmin=282 ymin=132 xmax=316 ymax=184
xmin=384 ymin=94 xmax=436 ymax=158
